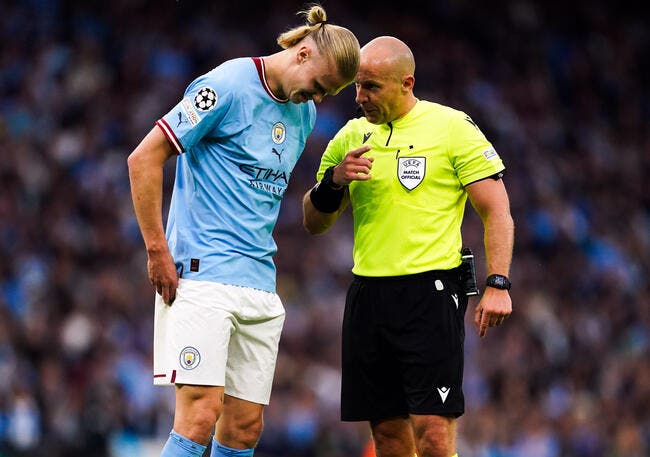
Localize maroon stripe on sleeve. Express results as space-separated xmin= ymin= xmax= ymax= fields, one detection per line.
xmin=156 ymin=119 xmax=183 ymax=154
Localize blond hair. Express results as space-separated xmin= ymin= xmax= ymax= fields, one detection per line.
xmin=277 ymin=4 xmax=360 ymax=83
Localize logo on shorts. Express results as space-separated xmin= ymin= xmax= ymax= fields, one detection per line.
xmin=437 ymin=386 xmax=450 ymax=403
xmin=180 ymin=346 xmax=201 ymax=370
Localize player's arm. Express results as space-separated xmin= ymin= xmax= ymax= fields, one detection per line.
xmin=466 ymin=177 xmax=514 ymax=337
xmin=302 ymin=145 xmax=373 ymax=234
xmin=127 ymin=126 xmax=179 ymax=304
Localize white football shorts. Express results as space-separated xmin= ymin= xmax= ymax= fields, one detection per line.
xmin=153 ymin=278 xmax=285 ymax=405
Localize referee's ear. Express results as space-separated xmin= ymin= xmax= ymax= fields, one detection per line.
xmin=401 ymin=74 xmax=415 ymax=94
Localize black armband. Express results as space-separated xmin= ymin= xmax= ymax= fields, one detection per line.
xmin=309 ymin=166 xmax=345 ymax=213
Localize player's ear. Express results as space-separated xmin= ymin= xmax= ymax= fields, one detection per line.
xmin=296 ymin=45 xmax=311 ymax=64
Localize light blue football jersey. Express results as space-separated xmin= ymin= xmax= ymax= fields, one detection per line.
xmin=157 ymin=57 xmax=316 ymax=292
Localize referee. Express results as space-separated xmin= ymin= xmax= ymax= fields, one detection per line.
xmin=302 ymin=36 xmax=514 ymax=457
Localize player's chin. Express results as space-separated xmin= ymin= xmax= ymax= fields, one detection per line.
xmin=291 ymin=93 xmax=310 ymax=104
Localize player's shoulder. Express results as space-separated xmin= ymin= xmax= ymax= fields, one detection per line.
xmin=185 ymin=58 xmax=255 ymax=100
xmin=204 ymin=58 xmax=255 ymax=84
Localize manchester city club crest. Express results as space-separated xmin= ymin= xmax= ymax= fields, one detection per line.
xmin=179 ymin=346 xmax=201 ymax=370
xmin=272 ymin=122 xmax=286 ymax=144
xmin=397 ymin=157 xmax=426 ymax=190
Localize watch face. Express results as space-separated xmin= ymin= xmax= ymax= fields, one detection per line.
xmin=487 ymin=275 xmax=510 ymax=290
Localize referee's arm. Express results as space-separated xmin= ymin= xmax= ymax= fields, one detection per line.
xmin=302 ymin=189 xmax=349 ymax=234
xmin=303 ymin=146 xmax=372 ymax=234
xmin=466 ymin=177 xmax=514 ymax=278
xmin=466 ymin=177 xmax=514 ymax=337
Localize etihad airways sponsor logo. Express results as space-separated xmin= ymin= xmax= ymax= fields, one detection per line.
xmin=239 ymin=164 xmax=289 ymax=197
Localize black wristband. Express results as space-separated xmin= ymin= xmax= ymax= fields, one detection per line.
xmin=309 ymin=167 xmax=345 ymax=213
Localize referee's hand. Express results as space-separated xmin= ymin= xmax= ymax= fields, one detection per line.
xmin=333 ymin=146 xmax=373 ymax=185
xmin=474 ymin=287 xmax=511 ymax=337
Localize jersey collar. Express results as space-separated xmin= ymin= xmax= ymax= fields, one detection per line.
xmin=252 ymin=57 xmax=289 ymax=103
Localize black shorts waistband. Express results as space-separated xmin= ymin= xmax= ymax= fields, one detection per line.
xmin=353 ymin=266 xmax=463 ymax=283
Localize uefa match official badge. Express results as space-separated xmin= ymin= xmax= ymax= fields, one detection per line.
xmin=397 ymin=157 xmax=426 ymax=190
xmin=179 ymin=346 xmax=201 ymax=370
xmin=272 ymin=122 xmax=286 ymax=144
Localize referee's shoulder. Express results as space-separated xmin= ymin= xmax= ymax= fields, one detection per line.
xmin=343 ymin=115 xmax=371 ymax=131
xmin=419 ymin=100 xmax=465 ymax=118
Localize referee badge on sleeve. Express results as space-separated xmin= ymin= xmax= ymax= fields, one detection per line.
xmin=397 ymin=157 xmax=426 ymax=190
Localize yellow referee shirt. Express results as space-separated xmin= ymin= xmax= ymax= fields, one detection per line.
xmin=317 ymin=100 xmax=505 ymax=276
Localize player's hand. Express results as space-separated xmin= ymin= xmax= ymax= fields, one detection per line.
xmin=147 ymin=247 xmax=179 ymax=305
xmin=474 ymin=287 xmax=511 ymax=338
xmin=332 ymin=146 xmax=374 ymax=186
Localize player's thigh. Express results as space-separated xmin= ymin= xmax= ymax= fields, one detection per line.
xmin=154 ymin=279 xmax=236 ymax=386
xmin=225 ymin=312 xmax=285 ymax=405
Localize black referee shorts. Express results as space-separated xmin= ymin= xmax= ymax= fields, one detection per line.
xmin=341 ymin=268 xmax=468 ymax=422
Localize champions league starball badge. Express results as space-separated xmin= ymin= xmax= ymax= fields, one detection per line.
xmin=194 ymin=87 xmax=217 ymax=111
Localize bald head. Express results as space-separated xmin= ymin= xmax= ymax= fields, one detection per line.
xmin=361 ymin=36 xmax=415 ymax=80
xmin=355 ymin=36 xmax=417 ymax=124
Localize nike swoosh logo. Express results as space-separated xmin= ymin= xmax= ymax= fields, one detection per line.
xmin=437 ymin=387 xmax=450 ymax=403
xmin=363 ymin=132 xmax=372 ymax=143
xmin=452 ymin=294 xmax=459 ymax=309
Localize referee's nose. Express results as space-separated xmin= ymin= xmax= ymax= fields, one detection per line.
xmin=355 ymin=86 xmax=367 ymax=105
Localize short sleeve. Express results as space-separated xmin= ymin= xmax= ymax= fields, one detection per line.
xmin=448 ymin=112 xmax=505 ymax=186
xmin=316 ymin=120 xmax=358 ymax=181
xmin=157 ymin=72 xmax=233 ymax=154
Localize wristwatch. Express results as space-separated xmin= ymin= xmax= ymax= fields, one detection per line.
xmin=321 ymin=166 xmax=343 ymax=190
xmin=486 ymin=274 xmax=511 ymax=290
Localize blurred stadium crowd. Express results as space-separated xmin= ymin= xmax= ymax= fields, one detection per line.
xmin=0 ymin=1 xmax=648 ymax=456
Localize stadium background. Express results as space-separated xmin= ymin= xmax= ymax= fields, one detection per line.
xmin=0 ymin=0 xmax=648 ymax=456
